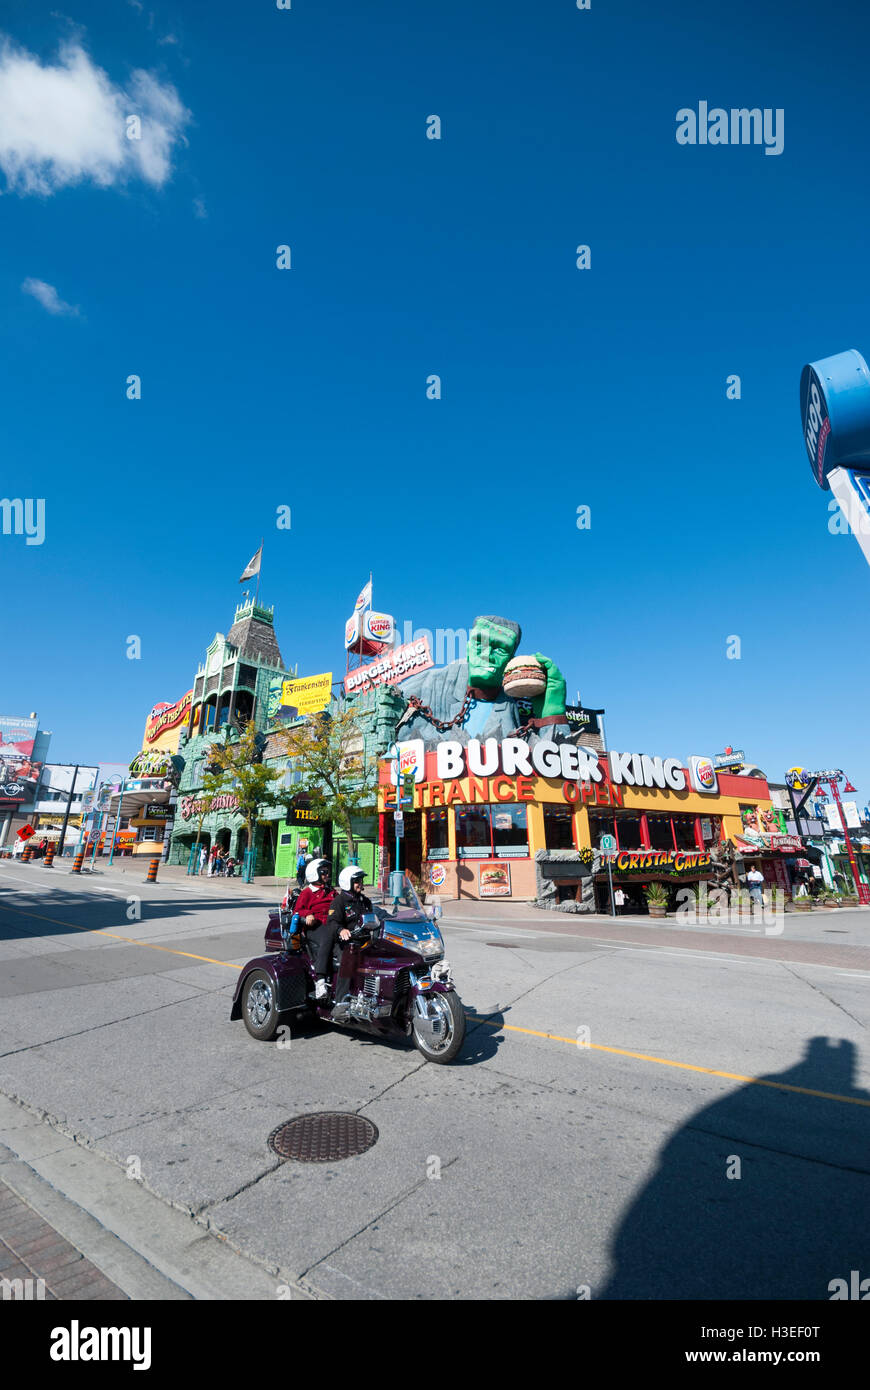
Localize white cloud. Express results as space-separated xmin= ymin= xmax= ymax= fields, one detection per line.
xmin=158 ymin=34 xmax=180 ymax=46
xmin=192 ymin=195 xmax=207 ymax=219
xmin=0 ymin=37 xmax=190 ymax=195
xmin=21 ymin=277 xmax=79 ymax=316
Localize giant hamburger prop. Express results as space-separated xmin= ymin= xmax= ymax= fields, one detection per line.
xmin=502 ymin=655 xmax=547 ymax=700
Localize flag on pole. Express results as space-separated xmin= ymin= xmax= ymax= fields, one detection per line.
xmin=239 ymin=545 xmax=263 ymax=583
xmin=354 ymin=577 xmax=372 ymax=611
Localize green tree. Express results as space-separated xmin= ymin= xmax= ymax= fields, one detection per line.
xmin=208 ymin=722 xmax=286 ymax=880
xmin=276 ymin=705 xmax=377 ymax=862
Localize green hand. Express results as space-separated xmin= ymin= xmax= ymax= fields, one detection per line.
xmin=530 ymin=653 xmax=567 ymax=719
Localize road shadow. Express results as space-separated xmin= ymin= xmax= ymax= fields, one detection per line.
xmin=456 ymin=1006 xmax=507 ymax=1064
xmin=339 ymin=1004 xmax=506 ymax=1066
xmin=597 ymin=1036 xmax=870 ymax=1299
xmin=0 ymin=880 xmax=268 ymax=942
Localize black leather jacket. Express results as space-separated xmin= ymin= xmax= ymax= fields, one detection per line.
xmin=327 ymin=889 xmax=374 ymax=932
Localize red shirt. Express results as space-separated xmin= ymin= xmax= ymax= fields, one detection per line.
xmin=292 ymin=885 xmax=335 ymax=925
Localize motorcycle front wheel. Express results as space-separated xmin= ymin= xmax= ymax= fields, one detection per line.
xmin=412 ymin=990 xmax=466 ymax=1064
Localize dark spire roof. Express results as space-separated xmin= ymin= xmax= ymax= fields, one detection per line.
xmin=226 ymin=601 xmax=285 ymax=669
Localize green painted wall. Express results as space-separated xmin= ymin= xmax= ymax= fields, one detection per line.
xmin=273 ymin=821 xmax=325 ymax=880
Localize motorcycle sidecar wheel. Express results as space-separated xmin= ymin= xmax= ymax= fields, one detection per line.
xmin=412 ymin=990 xmax=466 ymax=1064
xmin=241 ymin=969 xmax=281 ymax=1041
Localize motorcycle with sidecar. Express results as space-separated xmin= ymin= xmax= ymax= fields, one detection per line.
xmin=230 ymin=877 xmax=465 ymax=1064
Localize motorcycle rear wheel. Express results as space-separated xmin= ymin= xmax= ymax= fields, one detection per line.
xmin=412 ymin=990 xmax=466 ymax=1064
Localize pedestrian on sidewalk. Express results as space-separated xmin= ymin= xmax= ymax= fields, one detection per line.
xmin=614 ymin=887 xmax=626 ymax=915
xmin=208 ymin=846 xmax=218 ymax=877
xmin=295 ymin=848 xmax=307 ymax=887
xmin=198 ymin=844 xmax=207 ymax=875
xmin=746 ymin=867 xmax=765 ymax=908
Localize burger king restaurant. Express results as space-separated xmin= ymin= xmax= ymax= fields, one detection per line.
xmin=378 ymin=739 xmax=776 ymax=905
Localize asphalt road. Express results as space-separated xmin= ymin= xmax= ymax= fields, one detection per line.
xmin=1 ymin=861 xmax=869 ymax=1300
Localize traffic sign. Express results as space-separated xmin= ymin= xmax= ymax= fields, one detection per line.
xmin=395 ymin=810 xmax=404 ymax=823
xmin=395 ymin=818 xmax=404 ymax=838
xmin=601 ymin=834 xmax=616 ymax=852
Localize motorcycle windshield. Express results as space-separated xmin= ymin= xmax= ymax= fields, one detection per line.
xmin=371 ymin=875 xmax=428 ymax=924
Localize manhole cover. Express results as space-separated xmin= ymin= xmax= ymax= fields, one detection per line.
xmin=268 ymin=1112 xmax=378 ymax=1162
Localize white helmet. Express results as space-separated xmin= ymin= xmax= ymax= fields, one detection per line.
xmin=338 ymin=865 xmax=366 ymax=892
xmin=305 ymin=857 xmax=331 ymax=884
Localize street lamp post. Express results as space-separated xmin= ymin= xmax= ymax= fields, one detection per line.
xmin=827 ymin=775 xmax=870 ymax=905
xmin=108 ymin=779 xmax=126 ymax=868
xmin=390 ymin=741 xmax=402 ymax=877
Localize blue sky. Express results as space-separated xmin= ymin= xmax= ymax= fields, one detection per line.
xmin=1 ymin=0 xmax=868 ymax=805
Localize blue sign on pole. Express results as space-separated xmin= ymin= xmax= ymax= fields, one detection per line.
xmin=800 ymin=348 xmax=870 ymax=490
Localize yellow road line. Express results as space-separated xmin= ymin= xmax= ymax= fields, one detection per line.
xmin=472 ymin=1019 xmax=870 ymax=1108
xmin=5 ymin=900 xmax=866 ymax=1108
xmin=0 ymin=902 xmax=240 ymax=971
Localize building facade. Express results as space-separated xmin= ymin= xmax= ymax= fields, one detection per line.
xmin=377 ymin=739 xmax=782 ymax=906
xmin=168 ymin=600 xmax=296 ymax=871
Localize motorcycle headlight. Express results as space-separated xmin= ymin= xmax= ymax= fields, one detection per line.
xmin=420 ymin=937 xmax=442 ymax=956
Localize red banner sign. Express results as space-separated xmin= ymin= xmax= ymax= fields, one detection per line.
xmin=344 ymin=637 xmax=434 ymax=693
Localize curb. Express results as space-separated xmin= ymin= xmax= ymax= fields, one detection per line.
xmin=0 ymin=1093 xmax=323 ymax=1301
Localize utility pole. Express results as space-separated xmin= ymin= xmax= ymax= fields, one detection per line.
xmin=57 ymin=764 xmax=79 ymax=857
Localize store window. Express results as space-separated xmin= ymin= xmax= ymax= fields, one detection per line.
xmin=700 ymin=815 xmax=722 ymax=844
xmin=544 ymin=804 xmax=574 ymax=850
xmin=672 ymin=815 xmax=699 ymax=850
xmin=455 ymin=806 xmax=491 ymax=857
xmin=616 ymin=814 xmax=643 ymax=849
xmin=647 ymin=814 xmax=675 ymax=851
xmin=426 ymin=808 xmax=449 ymax=859
xmin=455 ymin=805 xmax=530 ymax=858
xmin=589 ymin=814 xmax=617 ymax=848
xmin=141 ymin=826 xmax=159 ymax=841
xmin=492 ymin=804 xmax=528 ymax=857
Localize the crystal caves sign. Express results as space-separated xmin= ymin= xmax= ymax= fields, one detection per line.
xmin=602 ymin=849 xmax=713 ymax=876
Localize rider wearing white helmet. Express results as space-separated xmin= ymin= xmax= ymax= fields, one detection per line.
xmin=282 ymin=858 xmax=338 ymax=998
xmin=328 ymin=867 xmax=374 ymax=934
xmin=308 ymin=867 xmax=373 ymax=1001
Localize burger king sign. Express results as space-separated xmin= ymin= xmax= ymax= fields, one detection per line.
xmin=364 ymin=611 xmax=395 ymax=646
xmin=688 ymin=756 xmax=718 ymax=794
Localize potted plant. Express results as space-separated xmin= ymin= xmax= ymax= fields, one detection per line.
xmin=645 ymin=882 xmax=669 ymax=919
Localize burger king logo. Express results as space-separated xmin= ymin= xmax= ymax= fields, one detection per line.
xmin=364 ymin=611 xmax=394 ymax=643
xmin=690 ymin=756 xmax=718 ymax=794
